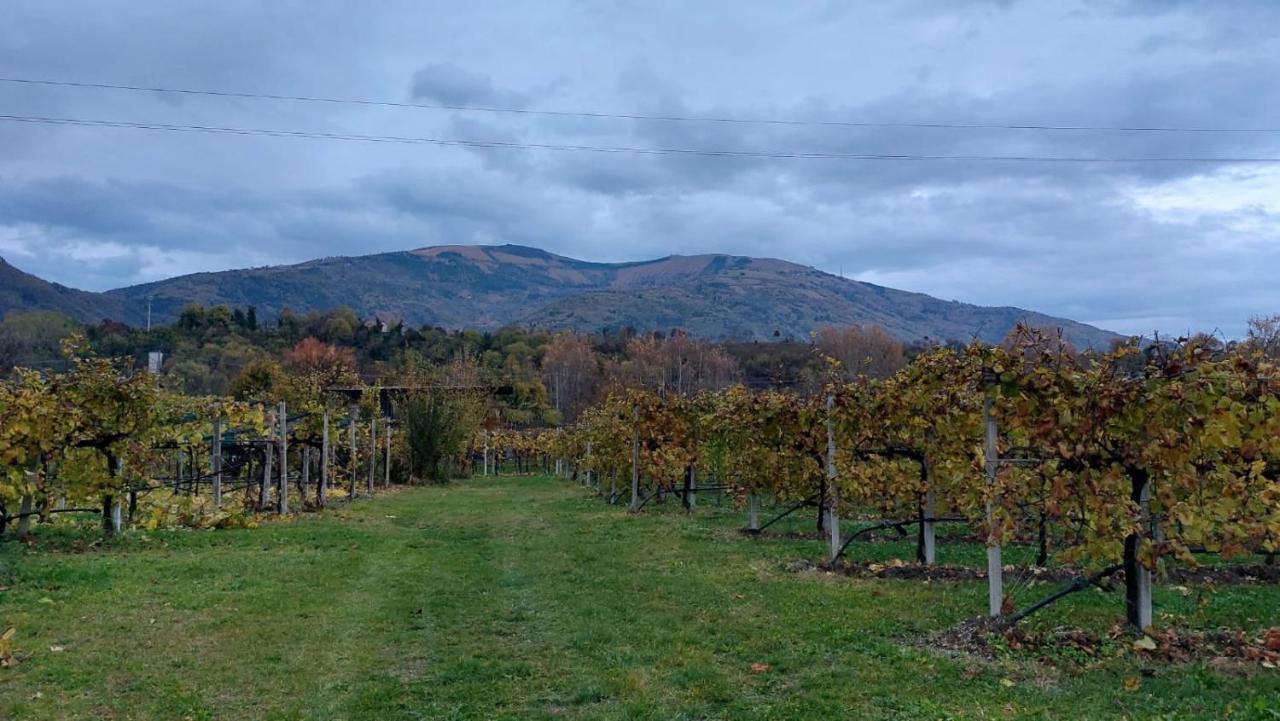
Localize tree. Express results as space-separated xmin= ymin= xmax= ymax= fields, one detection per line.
xmin=815 ymin=324 xmax=906 ymax=379
xmin=400 ymin=351 xmax=488 ymax=482
xmin=0 ymin=311 xmax=81 ymax=371
xmin=612 ymin=330 xmax=740 ymax=396
xmin=542 ymin=333 xmax=599 ymax=423
xmin=1246 ymin=313 xmax=1280 ymax=359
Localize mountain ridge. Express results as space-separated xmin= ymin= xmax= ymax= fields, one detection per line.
xmin=2 ymin=245 xmax=1120 ymax=348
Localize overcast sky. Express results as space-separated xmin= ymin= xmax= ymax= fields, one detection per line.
xmin=2 ymin=1 xmax=1279 ymax=337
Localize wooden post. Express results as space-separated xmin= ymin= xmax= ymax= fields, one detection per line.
xmin=348 ymin=405 xmax=358 ymax=500
xmin=319 ymin=408 xmax=330 ymax=508
xmin=688 ymin=465 xmax=696 ymax=509
xmin=826 ymin=394 xmax=840 ymax=562
xmin=211 ymin=417 xmax=223 ymax=509
xmin=629 ymin=406 xmax=641 ymax=512
xmin=367 ymin=418 xmax=377 ymax=495
xmin=384 ymin=421 xmax=392 ymax=488
xmin=983 ymin=394 xmax=1003 ymax=617
xmin=483 ymin=430 xmax=490 ymax=477
xmin=277 ymin=401 xmax=289 ymax=514
xmin=609 ymin=468 xmax=617 ymax=504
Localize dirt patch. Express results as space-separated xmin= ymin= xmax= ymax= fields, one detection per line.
xmin=740 ymin=529 xmax=828 ymax=541
xmin=929 ymin=618 xmax=1280 ymax=669
xmin=792 ymin=557 xmax=1280 ymax=586
xmin=1165 ymin=564 xmax=1280 ymax=585
xmin=815 ymin=558 xmax=1079 ymax=583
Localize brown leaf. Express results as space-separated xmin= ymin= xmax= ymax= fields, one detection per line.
xmin=1263 ymin=628 xmax=1280 ymax=652
xmin=1123 ymin=676 xmax=1141 ymax=692
xmin=750 ymin=663 xmax=770 ymax=673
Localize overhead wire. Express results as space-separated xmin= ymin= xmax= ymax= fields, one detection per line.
xmin=3 ymin=113 xmax=1280 ymax=163
xmin=3 ymin=76 xmax=1279 ymax=134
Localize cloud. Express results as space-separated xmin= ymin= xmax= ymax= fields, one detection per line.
xmin=0 ymin=0 xmax=1277 ymax=337
xmin=410 ymin=62 xmax=528 ymax=108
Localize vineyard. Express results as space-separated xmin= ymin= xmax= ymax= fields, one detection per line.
xmin=0 ymin=338 xmax=504 ymax=545
xmin=2 ymin=328 xmax=1279 ymax=718
xmin=550 ymin=327 xmax=1280 ymax=632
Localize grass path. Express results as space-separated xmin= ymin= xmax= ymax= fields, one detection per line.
xmin=1 ymin=476 xmax=1277 ymax=720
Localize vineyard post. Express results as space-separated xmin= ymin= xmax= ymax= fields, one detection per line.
xmin=384 ymin=421 xmax=391 ymax=488
xmin=367 ymin=417 xmax=376 ymax=496
xmin=301 ymin=446 xmax=311 ymax=502
xmin=261 ymin=438 xmax=274 ymax=512
xmin=826 ymin=394 xmax=840 ymax=562
xmin=103 ymin=457 xmax=123 ymax=536
xmin=277 ymin=401 xmax=288 ymax=514
xmin=1127 ymin=475 xmax=1154 ymax=629
xmin=348 ymin=404 xmax=358 ymax=500
xmin=748 ymin=493 xmax=760 ymax=531
xmin=629 ymin=406 xmax=640 ymax=512
xmin=14 ymin=495 xmax=34 ymax=540
xmin=211 ymin=417 xmax=223 ymax=509
xmin=319 ymin=408 xmax=330 ymax=508
xmin=259 ymin=406 xmax=273 ymax=511
xmin=688 ymin=465 xmax=696 ymax=509
xmin=483 ymin=430 xmax=490 ymax=477
xmin=922 ymin=483 xmax=936 ymax=565
xmin=983 ymin=393 xmax=1004 ymax=617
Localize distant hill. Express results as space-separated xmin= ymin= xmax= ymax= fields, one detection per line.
xmin=100 ymin=244 xmax=1119 ymax=347
xmin=0 ymin=257 xmax=139 ymax=325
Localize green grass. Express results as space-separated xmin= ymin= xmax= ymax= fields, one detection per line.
xmin=0 ymin=476 xmax=1276 ymax=720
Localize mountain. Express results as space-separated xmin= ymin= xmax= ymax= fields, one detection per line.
xmin=0 ymin=257 xmax=139 ymax=325
xmin=103 ymin=244 xmax=1119 ymax=347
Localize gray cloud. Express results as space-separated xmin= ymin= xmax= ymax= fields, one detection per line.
xmin=410 ymin=62 xmax=529 ymax=108
xmin=1 ymin=0 xmax=1278 ymax=337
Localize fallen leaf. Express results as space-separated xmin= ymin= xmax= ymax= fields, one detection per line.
xmin=750 ymin=663 xmax=770 ymax=673
xmin=1124 ymin=676 xmax=1141 ymax=691
xmin=1264 ymin=628 xmax=1280 ymax=652
xmin=37 ymin=597 xmax=54 ymax=605
xmin=1000 ymin=678 xmax=1015 ymax=688
xmin=1133 ymin=636 xmax=1158 ymax=651
xmin=49 ymin=645 xmax=64 ymax=653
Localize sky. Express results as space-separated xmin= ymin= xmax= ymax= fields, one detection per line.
xmin=1 ymin=0 xmax=1279 ymax=338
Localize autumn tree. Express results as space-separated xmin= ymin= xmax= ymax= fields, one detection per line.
xmin=1246 ymin=313 xmax=1280 ymax=359
xmin=542 ymin=333 xmax=599 ymax=423
xmin=815 ymin=324 xmax=906 ymax=379
xmin=612 ymin=330 xmax=739 ymax=396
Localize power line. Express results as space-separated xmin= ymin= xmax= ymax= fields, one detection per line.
xmin=4 ymin=113 xmax=1280 ymax=163
xmin=3 ymin=76 xmax=1279 ymax=134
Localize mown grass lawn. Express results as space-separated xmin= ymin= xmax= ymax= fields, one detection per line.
xmin=1 ymin=476 xmax=1277 ymax=720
